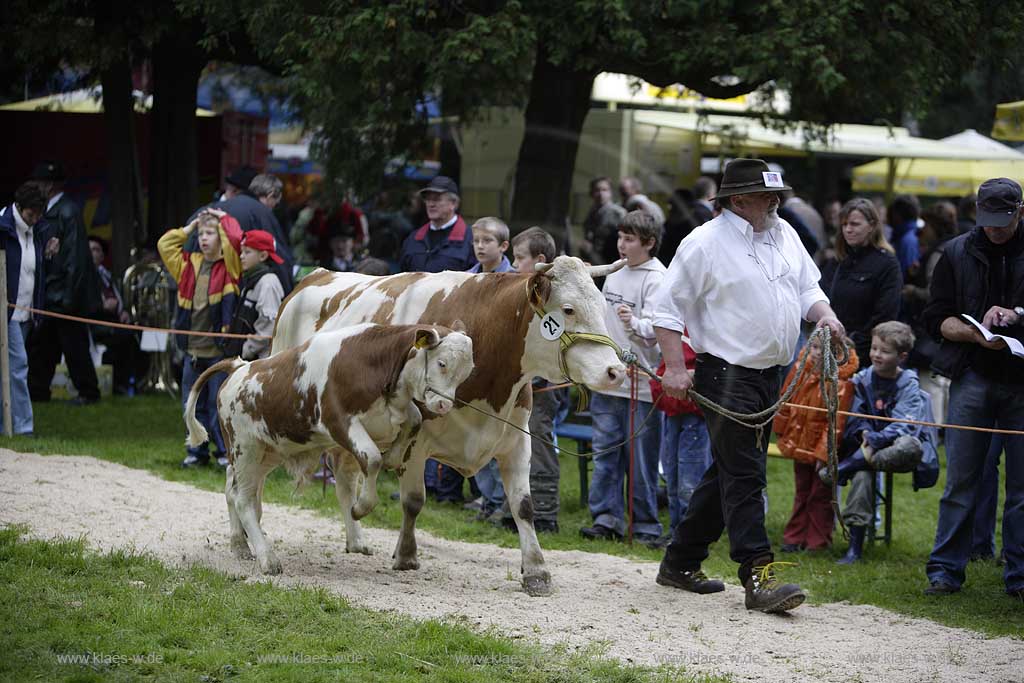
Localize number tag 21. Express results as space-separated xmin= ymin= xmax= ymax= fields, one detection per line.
xmin=540 ymin=311 xmax=565 ymax=341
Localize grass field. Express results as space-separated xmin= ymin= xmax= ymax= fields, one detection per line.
xmin=0 ymin=526 xmax=721 ymax=683
xmin=3 ymin=393 xmax=1022 ymax=642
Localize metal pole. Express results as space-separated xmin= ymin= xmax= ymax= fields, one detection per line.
xmin=0 ymin=248 xmax=12 ymax=436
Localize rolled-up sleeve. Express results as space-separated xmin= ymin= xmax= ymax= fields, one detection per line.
xmin=652 ymin=239 xmax=706 ymax=333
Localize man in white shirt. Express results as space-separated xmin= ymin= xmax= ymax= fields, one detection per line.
xmin=651 ymin=158 xmax=845 ymax=614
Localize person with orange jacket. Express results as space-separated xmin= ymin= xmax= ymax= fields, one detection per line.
xmin=773 ymin=336 xmax=858 ymax=551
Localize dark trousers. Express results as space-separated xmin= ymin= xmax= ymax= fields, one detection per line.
xmin=27 ymin=317 xmax=100 ymax=402
xmin=662 ymin=354 xmax=782 ymax=584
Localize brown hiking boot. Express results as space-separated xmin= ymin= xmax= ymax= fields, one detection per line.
xmin=744 ymin=561 xmax=806 ymax=613
xmin=656 ymin=562 xmax=725 ymax=594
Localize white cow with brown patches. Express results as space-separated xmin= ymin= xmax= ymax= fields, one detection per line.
xmin=183 ymin=323 xmax=474 ymax=574
xmin=272 ymin=256 xmax=627 ymax=595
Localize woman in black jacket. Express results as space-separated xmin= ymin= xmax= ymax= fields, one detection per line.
xmin=818 ymin=198 xmax=903 ymax=368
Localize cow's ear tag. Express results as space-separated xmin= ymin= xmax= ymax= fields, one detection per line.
xmin=539 ymin=311 xmax=565 ymax=341
xmin=414 ymin=334 xmax=431 ymax=349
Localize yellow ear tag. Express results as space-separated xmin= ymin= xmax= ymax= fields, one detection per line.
xmin=415 ymin=337 xmax=431 ymax=349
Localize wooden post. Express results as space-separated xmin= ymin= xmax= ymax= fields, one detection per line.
xmin=0 ymin=248 xmax=12 ymax=436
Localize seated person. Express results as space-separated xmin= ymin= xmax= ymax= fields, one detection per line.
xmin=89 ymin=237 xmax=141 ymax=395
xmin=824 ymin=321 xmax=937 ymax=564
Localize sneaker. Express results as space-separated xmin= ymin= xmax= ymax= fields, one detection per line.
xmin=656 ymin=563 xmax=725 ymax=594
xmin=633 ymin=532 xmax=668 ymax=549
xmin=923 ymin=581 xmax=960 ymax=596
xmin=779 ymin=543 xmax=803 ymax=553
xmin=216 ymin=456 xmax=229 ymax=468
xmin=463 ymin=496 xmax=485 ymax=511
xmin=181 ymin=454 xmax=209 ymax=468
xmin=744 ymin=561 xmax=806 ymax=613
xmin=579 ymin=524 xmax=623 ymax=541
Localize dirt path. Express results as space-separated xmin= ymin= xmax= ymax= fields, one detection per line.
xmin=1 ymin=449 xmax=1019 ymax=682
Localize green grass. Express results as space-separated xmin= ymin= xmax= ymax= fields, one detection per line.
xmin=0 ymin=526 xmax=723 ymax=683
xmin=4 ymin=394 xmax=1023 ymax=640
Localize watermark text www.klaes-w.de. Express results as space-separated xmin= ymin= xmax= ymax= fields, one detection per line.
xmin=255 ymin=653 xmax=370 ymax=665
xmin=57 ymin=652 xmax=164 ymax=666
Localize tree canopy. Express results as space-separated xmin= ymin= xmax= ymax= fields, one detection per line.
xmin=248 ymin=0 xmax=1024 ymax=227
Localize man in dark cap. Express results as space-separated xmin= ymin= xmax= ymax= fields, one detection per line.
xmin=651 ymin=158 xmax=845 ymax=614
xmin=923 ymin=177 xmax=1024 ymax=600
xmin=27 ymin=160 xmax=102 ymax=405
xmin=398 ymin=176 xmax=476 ymax=273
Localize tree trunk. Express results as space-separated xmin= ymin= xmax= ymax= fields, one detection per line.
xmin=100 ymin=58 xmax=144 ymax=275
xmin=147 ymin=31 xmax=206 ymax=243
xmin=509 ymin=49 xmax=596 ymax=248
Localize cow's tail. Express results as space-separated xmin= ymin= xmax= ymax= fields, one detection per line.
xmin=185 ymin=357 xmax=246 ymax=448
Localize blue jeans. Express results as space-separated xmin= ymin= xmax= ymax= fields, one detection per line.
xmin=181 ymin=354 xmax=227 ymax=459
xmin=8 ymin=320 xmax=33 ymax=434
xmin=474 ymin=459 xmax=505 ymax=510
xmin=971 ymin=434 xmax=1002 ymax=558
xmin=927 ymin=370 xmax=1024 ymax=592
xmin=660 ymin=412 xmax=712 ymax=530
xmin=587 ymin=393 xmax=663 ymax=537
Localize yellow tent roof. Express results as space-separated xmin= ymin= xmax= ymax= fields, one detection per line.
xmin=852 ymin=158 xmax=1024 ymax=196
xmin=632 ymin=111 xmax=1024 ymax=160
xmin=851 ymin=129 xmax=1024 ymax=196
xmin=993 ymin=100 xmax=1024 ymax=141
xmin=0 ymin=87 xmax=215 ymax=117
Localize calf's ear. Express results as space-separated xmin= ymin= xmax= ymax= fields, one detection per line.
xmin=451 ymin=319 xmax=467 ymax=334
xmin=414 ymin=328 xmax=442 ymax=350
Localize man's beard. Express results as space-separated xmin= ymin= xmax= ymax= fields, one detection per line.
xmin=765 ymin=207 xmax=782 ymax=230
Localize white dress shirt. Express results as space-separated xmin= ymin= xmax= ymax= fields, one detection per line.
xmin=652 ymin=209 xmax=827 ymax=369
xmin=46 ymin=191 xmax=64 ymax=213
xmin=11 ymin=205 xmax=36 ymax=323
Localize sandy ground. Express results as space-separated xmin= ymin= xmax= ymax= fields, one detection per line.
xmin=1 ymin=449 xmax=1020 ymax=683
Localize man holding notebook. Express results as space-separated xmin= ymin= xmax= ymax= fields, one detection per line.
xmin=922 ymin=177 xmax=1024 ymax=600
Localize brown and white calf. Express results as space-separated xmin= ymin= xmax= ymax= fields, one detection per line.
xmin=272 ymin=256 xmax=628 ymax=595
xmin=184 ymin=322 xmax=474 ymax=574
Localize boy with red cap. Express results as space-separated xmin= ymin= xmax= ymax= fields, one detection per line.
xmin=227 ymin=229 xmax=285 ymax=361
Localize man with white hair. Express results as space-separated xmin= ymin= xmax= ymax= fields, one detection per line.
xmin=652 ymin=158 xmax=845 ymax=614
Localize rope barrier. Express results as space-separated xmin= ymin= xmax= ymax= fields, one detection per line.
xmin=780 ymin=402 xmax=1024 ymax=436
xmin=7 ymin=303 xmax=271 ymax=340
xmin=16 ymin=300 xmax=1022 ymax=438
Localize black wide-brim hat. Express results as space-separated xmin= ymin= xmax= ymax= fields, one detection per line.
xmin=225 ymin=166 xmax=258 ymax=191
xmin=713 ymin=158 xmax=791 ymax=198
xmin=31 ymin=160 xmax=66 ymax=182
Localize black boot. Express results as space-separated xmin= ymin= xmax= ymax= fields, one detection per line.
xmin=743 ymin=558 xmax=805 ymax=613
xmin=837 ymin=526 xmax=866 ymax=565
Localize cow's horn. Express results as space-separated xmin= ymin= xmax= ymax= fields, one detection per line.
xmin=587 ymin=259 xmax=627 ymax=278
xmin=534 ymin=262 xmax=555 ymax=273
